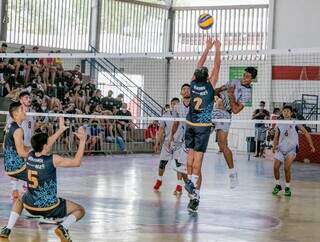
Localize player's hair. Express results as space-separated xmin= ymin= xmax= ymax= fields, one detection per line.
xmin=171 ymin=97 xmax=180 ymax=103
xmin=245 ymin=67 xmax=257 ymax=79
xmin=282 ymin=105 xmax=293 ymax=113
xmin=31 ymin=133 xmax=49 ymax=152
xmin=19 ymin=91 xmax=31 ymax=99
xmin=9 ymin=102 xmax=22 ymax=118
xmin=194 ymin=66 xmax=209 ymax=82
xmin=181 ymin=83 xmax=190 ymax=90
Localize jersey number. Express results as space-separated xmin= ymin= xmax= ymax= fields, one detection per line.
xmin=194 ymin=97 xmax=203 ymax=111
xmin=28 ymin=170 xmax=39 ymax=189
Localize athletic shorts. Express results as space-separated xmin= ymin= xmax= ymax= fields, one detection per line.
xmin=185 ymin=125 xmax=211 ymax=153
xmin=212 ymin=109 xmax=232 ymax=133
xmin=23 ymin=198 xmax=67 ymax=219
xmin=160 ymin=141 xmax=183 ymax=161
xmin=274 ymin=146 xmax=298 ymax=163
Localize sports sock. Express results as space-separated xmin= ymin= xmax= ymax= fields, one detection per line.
xmin=6 ymin=212 xmax=20 ymax=229
xmin=61 ymin=214 xmax=77 ymax=229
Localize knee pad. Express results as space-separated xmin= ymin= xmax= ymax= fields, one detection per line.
xmin=159 ymin=160 xmax=168 ymax=169
xmin=175 ymin=159 xmax=182 ymax=168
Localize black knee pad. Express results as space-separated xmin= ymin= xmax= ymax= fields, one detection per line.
xmin=175 ymin=159 xmax=182 ymax=168
xmin=159 ymin=160 xmax=168 ymax=169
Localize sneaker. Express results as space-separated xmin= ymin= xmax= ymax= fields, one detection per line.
xmin=272 ymin=184 xmax=282 ymax=195
xmin=153 ymin=179 xmax=162 ymax=191
xmin=187 ymin=198 xmax=200 ymax=213
xmin=54 ymin=225 xmax=72 ymax=242
xmin=0 ymin=227 xmax=11 ymax=238
xmin=229 ymin=172 xmax=239 ymax=189
xmin=184 ymin=179 xmax=196 ymax=195
xmin=173 ymin=185 xmax=182 ymax=195
xmin=284 ymin=187 xmax=291 ymax=197
xmin=11 ymin=189 xmax=19 ymax=201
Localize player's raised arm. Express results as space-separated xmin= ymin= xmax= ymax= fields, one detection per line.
xmin=196 ymin=38 xmax=214 ymax=70
xmin=53 ymin=127 xmax=86 ymax=168
xmin=13 ymin=128 xmax=29 ymax=158
xmin=209 ymin=40 xmax=221 ymax=88
xmin=298 ymin=125 xmax=316 ymax=152
xmin=46 ymin=116 xmax=69 ymax=150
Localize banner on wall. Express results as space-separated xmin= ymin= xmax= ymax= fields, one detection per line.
xmin=229 ymin=66 xmax=257 ymax=107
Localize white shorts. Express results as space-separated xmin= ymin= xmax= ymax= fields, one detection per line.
xmin=274 ymin=147 xmax=298 ymax=162
xmin=212 ymin=109 xmax=231 ymax=133
xmin=160 ymin=141 xmax=183 ymax=162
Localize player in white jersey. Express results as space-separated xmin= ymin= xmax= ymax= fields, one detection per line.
xmin=5 ymin=91 xmax=35 ymax=201
xmin=272 ymin=105 xmax=315 ymax=197
xmin=212 ymin=67 xmax=257 ymax=188
xmin=153 ymin=97 xmax=183 ymax=194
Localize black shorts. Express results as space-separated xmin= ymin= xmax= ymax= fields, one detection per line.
xmin=185 ymin=124 xmax=212 ymax=153
xmin=8 ymin=168 xmax=28 ymax=182
xmin=23 ymin=198 xmax=67 ymax=219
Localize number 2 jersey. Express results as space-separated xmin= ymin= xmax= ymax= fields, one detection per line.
xmin=22 ymin=151 xmax=59 ymax=211
xmin=186 ymin=80 xmax=214 ymax=126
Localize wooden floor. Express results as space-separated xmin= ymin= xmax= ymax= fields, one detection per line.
xmin=1 ymin=152 xmax=320 ymax=242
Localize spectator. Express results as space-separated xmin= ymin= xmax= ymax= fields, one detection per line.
xmin=86 ymin=119 xmax=103 ymax=154
xmin=101 ymin=90 xmax=115 ymax=112
xmin=116 ymin=103 xmax=133 ymax=139
xmin=144 ymin=121 xmax=159 ymax=143
xmin=0 ymin=43 xmax=8 ymax=85
xmin=252 ymin=101 xmax=270 ymax=157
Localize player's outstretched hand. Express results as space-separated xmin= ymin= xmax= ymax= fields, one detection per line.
xmin=58 ymin=116 xmax=69 ymax=132
xmin=213 ymin=39 xmax=221 ymax=50
xmin=206 ymin=37 xmax=214 ymax=49
xmin=74 ymin=127 xmax=87 ymax=142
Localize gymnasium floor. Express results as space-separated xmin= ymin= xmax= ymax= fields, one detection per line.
xmin=1 ymin=153 xmax=320 ymax=242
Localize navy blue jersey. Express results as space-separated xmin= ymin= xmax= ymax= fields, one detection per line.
xmin=22 ymin=152 xmax=59 ymax=211
xmin=186 ymin=80 xmax=214 ymax=126
xmin=3 ymin=122 xmax=26 ymax=174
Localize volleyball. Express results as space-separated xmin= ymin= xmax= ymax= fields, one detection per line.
xmin=198 ymin=13 xmax=214 ymax=30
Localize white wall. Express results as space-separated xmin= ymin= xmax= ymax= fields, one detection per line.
xmin=273 ymin=0 xmax=320 ymax=49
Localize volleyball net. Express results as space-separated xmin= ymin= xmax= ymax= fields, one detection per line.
xmin=0 ymin=48 xmax=319 ymax=158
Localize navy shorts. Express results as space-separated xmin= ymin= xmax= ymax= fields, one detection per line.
xmin=185 ymin=125 xmax=212 ymax=153
xmin=23 ymin=198 xmax=67 ymax=219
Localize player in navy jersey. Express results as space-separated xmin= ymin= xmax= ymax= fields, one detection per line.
xmin=184 ymin=38 xmax=221 ymax=213
xmin=0 ymin=125 xmax=86 ymax=242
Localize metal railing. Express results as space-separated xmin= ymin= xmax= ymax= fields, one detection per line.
xmin=87 ymin=45 xmax=163 ymax=117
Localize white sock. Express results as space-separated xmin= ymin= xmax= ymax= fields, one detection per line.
xmin=191 ymin=175 xmax=199 ymax=187
xmin=158 ymin=175 xmax=163 ymax=181
xmin=275 ymin=179 xmax=280 ymax=185
xmin=228 ymin=168 xmax=235 ymax=176
xmin=6 ymin=212 xmax=20 ymax=229
xmin=61 ymin=214 xmax=77 ymax=229
xmin=11 ymin=179 xmax=19 ymax=191
xmin=285 ymin=182 xmax=290 ymax=188
xmin=195 ymin=189 xmax=200 ymax=197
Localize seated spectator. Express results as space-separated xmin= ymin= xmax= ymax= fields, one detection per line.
xmin=116 ymin=103 xmax=133 ymax=139
xmin=144 ymin=121 xmax=159 ymax=143
xmin=89 ymin=89 xmax=102 ymax=106
xmin=86 ymin=119 xmax=103 ymax=154
xmin=103 ymin=110 xmax=126 ymax=152
xmin=101 ymin=90 xmax=115 ymax=112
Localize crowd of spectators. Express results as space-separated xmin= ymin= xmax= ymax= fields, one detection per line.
xmin=0 ymin=42 xmax=142 ymax=153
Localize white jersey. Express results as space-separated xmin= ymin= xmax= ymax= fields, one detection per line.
xmin=276 ymin=124 xmax=299 ymax=153
xmin=6 ymin=110 xmax=35 ymax=147
xmin=172 ymin=102 xmax=189 ymax=143
xmin=159 ymin=111 xmax=174 ymax=141
xmin=219 ymin=79 xmax=252 ymax=112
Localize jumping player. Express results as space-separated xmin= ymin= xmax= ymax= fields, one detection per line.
xmin=212 ymin=67 xmax=257 ymax=188
xmin=184 ymin=38 xmax=221 ymax=213
xmin=272 ymin=105 xmax=315 ymax=197
xmin=153 ymin=97 xmax=183 ymax=195
xmin=0 ymin=127 xmax=87 ymax=242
